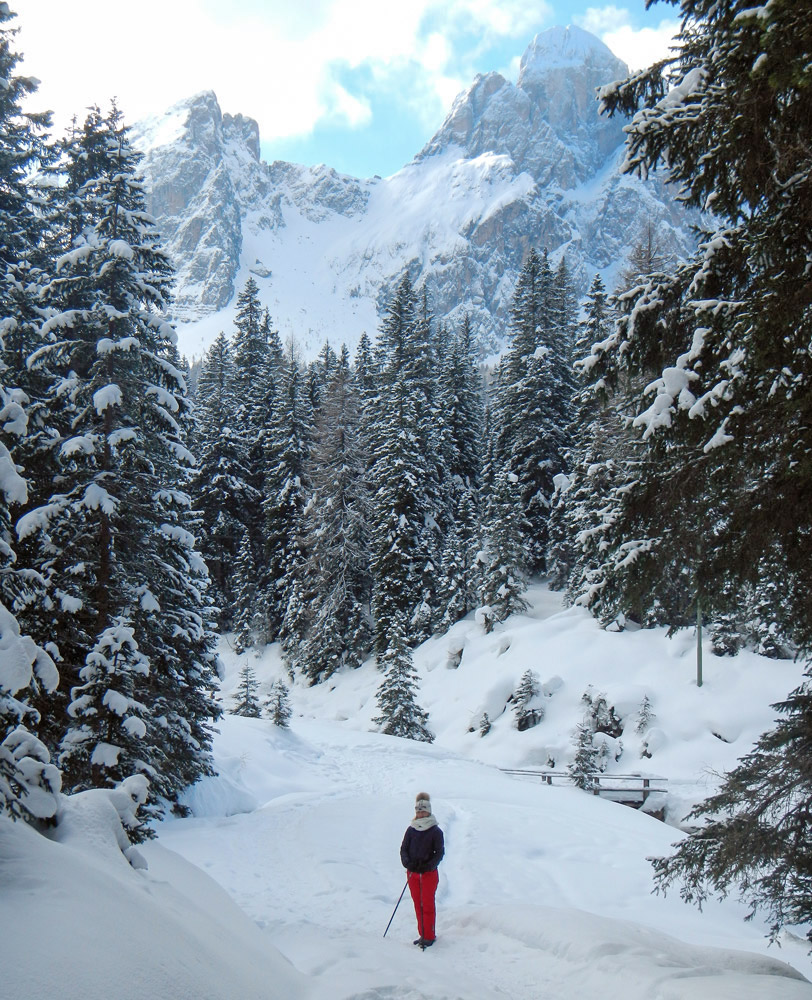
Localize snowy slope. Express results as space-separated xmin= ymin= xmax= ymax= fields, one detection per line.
xmin=132 ymin=26 xmax=696 ymax=362
xmin=218 ymin=583 xmax=805 ymax=831
xmin=156 ymin=715 xmax=812 ymax=999
xmin=0 ymin=791 xmax=305 ymax=1000
xmin=4 ymin=584 xmax=811 ymax=999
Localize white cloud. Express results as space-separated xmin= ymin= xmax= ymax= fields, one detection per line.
xmin=15 ymin=0 xmax=555 ymax=144
xmin=576 ymin=5 xmax=631 ymax=36
xmin=573 ymin=6 xmax=679 ymax=71
xmin=443 ymin=0 xmax=552 ymax=39
xmin=601 ymin=21 xmax=679 ymax=71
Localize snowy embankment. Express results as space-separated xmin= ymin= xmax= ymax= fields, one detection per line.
xmin=3 ymin=585 xmax=812 ymax=999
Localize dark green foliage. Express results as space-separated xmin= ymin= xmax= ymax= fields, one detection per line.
xmin=595 ymin=0 xmax=812 ymax=650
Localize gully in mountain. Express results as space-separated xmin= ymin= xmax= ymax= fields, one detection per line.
xmin=400 ymin=792 xmax=445 ymax=948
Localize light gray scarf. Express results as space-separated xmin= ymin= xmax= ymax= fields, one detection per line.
xmin=410 ymin=814 xmax=438 ymax=831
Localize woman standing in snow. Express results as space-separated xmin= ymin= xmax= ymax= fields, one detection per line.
xmin=400 ymin=792 xmax=444 ymax=948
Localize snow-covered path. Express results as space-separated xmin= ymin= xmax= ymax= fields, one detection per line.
xmin=152 ymin=716 xmax=812 ymax=1000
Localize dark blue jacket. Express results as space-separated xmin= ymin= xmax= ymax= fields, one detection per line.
xmin=400 ymin=822 xmax=444 ymax=874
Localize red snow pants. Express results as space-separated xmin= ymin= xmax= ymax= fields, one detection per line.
xmin=407 ymin=869 xmax=438 ymax=941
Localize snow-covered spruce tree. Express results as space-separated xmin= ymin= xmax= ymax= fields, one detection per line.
xmin=547 ymin=274 xmax=621 ymax=597
xmin=0 ymin=461 xmax=61 ymax=823
xmin=190 ymin=331 xmax=257 ymax=627
xmin=567 ymin=721 xmax=603 ymax=791
xmin=230 ymin=284 xmax=283 ymax=629
xmin=59 ymin=620 xmax=151 ymax=802
xmin=232 ymin=528 xmax=266 ymax=653
xmin=599 ymin=0 xmax=812 ymax=936
xmin=372 ymin=623 xmax=432 ymax=742
xmin=262 ymin=345 xmax=312 ymax=644
xmin=0 ymin=12 xmax=63 ymax=824
xmin=435 ymin=315 xmax=484 ymax=628
xmin=265 ymin=680 xmax=292 ymax=728
xmin=492 ymin=248 xmax=570 ymax=573
xmin=232 ymin=663 xmax=261 ymax=718
xmin=513 ymin=669 xmax=543 ymax=731
xmin=410 ymin=286 xmax=448 ymax=638
xmin=286 ymin=346 xmax=371 ymax=684
xmin=19 ymin=104 xmax=220 ymax=811
xmin=354 ymin=330 xmax=379 ymax=456
xmin=478 ymin=463 xmax=528 ymax=622
xmin=0 ymin=6 xmax=60 ymax=655
xmin=307 ymin=340 xmax=338 ymax=421
xmin=369 ymin=275 xmax=438 ymax=653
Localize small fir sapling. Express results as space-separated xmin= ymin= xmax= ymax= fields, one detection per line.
xmin=582 ymin=687 xmax=624 ymax=738
xmin=513 ymin=669 xmax=544 ymax=731
xmin=636 ymin=695 xmax=656 ymax=757
xmin=568 ymin=721 xmax=603 ymax=790
xmin=265 ymin=680 xmax=292 ymax=728
xmin=232 ymin=664 xmax=262 ymax=718
xmin=635 ymin=694 xmax=655 ymax=735
xmin=479 ymin=712 xmax=491 ymax=737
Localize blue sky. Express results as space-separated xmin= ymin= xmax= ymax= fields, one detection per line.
xmin=19 ymin=1 xmax=679 ymax=178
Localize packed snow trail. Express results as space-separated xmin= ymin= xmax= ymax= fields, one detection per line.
xmin=153 ymin=717 xmax=812 ymax=1000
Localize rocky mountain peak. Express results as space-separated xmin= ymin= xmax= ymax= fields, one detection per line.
xmin=419 ymin=25 xmax=627 ymax=188
xmin=518 ymin=24 xmax=625 ymax=77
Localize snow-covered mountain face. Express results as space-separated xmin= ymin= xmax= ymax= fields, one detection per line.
xmin=132 ymin=26 xmax=694 ymax=361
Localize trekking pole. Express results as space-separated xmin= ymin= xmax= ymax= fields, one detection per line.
xmin=383 ymin=879 xmax=409 ymax=938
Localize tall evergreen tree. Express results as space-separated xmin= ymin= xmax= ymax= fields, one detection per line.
xmin=262 ymin=346 xmax=312 ymax=643
xmin=191 ymin=331 xmax=256 ymax=626
xmin=0 ymin=6 xmax=62 ymax=825
xmin=547 ymin=274 xmax=619 ymax=596
xmin=478 ymin=463 xmax=528 ymax=622
xmin=369 ymin=275 xmax=436 ymax=652
xmin=21 ymin=104 xmax=220 ymax=813
xmin=598 ymin=0 xmax=812 ymax=934
xmin=493 ymin=248 xmax=568 ymax=573
xmin=286 ymin=347 xmax=371 ymax=684
xmin=435 ymin=315 xmax=484 ymax=626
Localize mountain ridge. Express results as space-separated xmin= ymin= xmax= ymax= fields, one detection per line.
xmin=131 ymin=27 xmax=694 ymax=361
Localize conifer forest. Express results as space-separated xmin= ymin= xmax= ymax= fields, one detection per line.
xmin=1 ymin=0 xmax=812 ymax=946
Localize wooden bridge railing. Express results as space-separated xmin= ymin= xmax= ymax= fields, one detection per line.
xmin=499 ymin=769 xmax=668 ymax=806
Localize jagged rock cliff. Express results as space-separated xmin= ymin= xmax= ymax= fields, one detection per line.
xmin=132 ymin=26 xmax=694 ymax=360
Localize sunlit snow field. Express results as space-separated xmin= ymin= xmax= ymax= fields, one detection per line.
xmin=3 ymin=585 xmax=812 ymax=999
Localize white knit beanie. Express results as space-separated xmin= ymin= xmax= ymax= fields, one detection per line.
xmin=415 ymin=792 xmax=431 ymax=813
